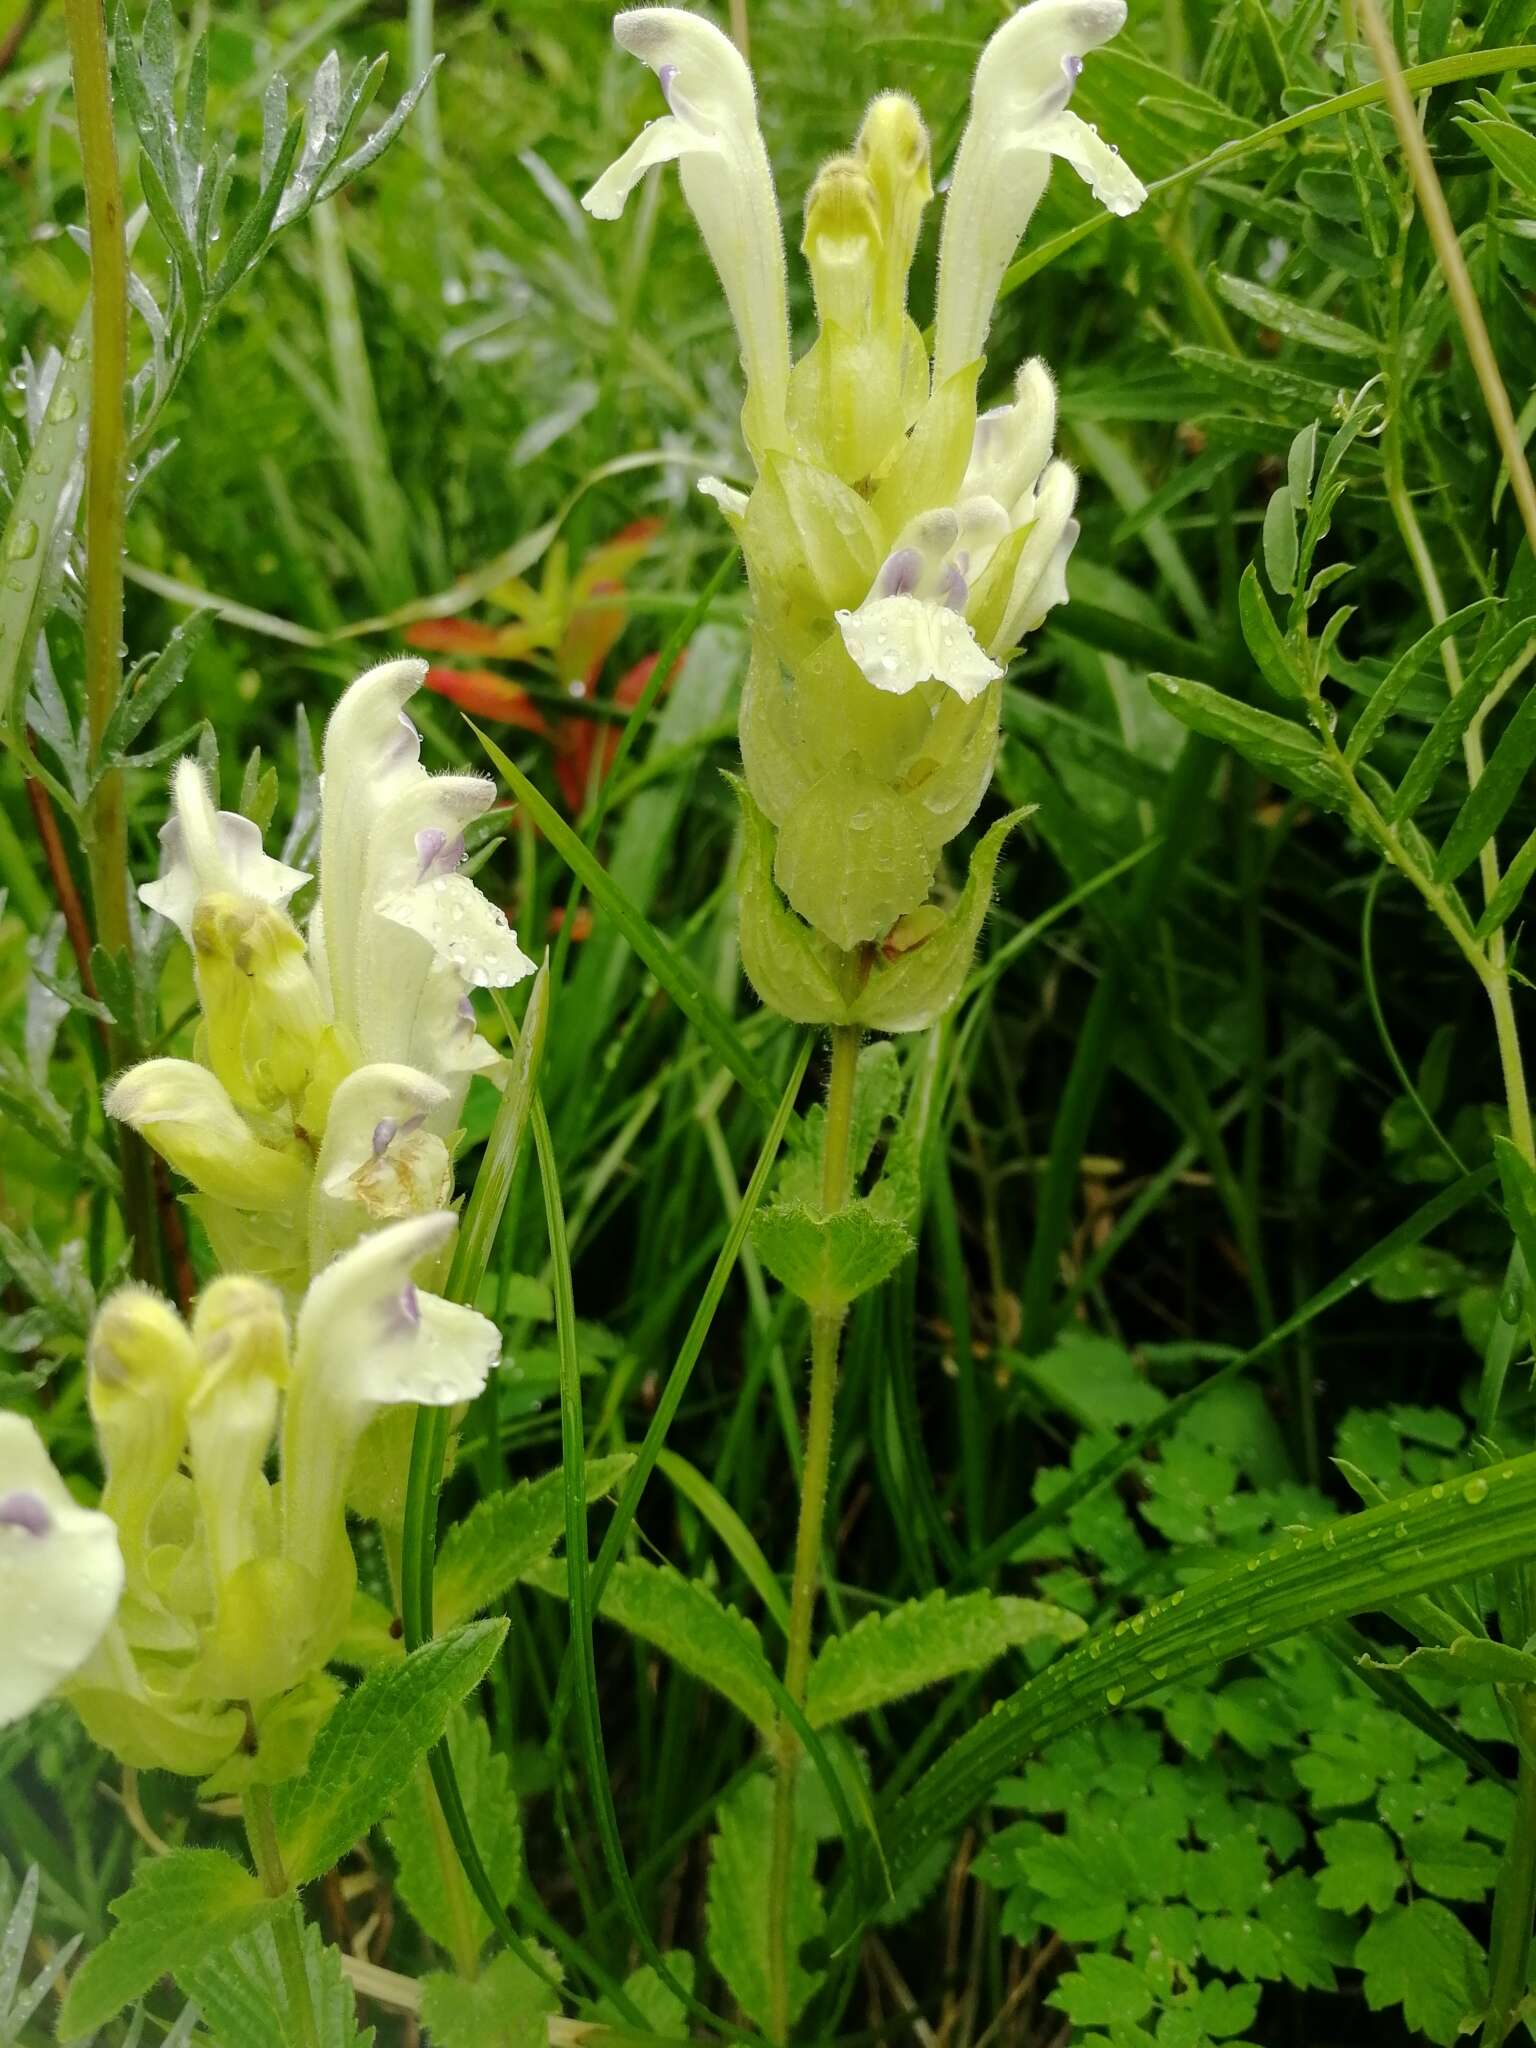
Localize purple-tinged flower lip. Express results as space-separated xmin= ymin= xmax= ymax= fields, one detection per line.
xmin=940 ymin=562 xmax=970 ymax=613
xmin=415 ymin=828 xmax=467 ymax=883
xmin=372 ymin=1117 xmax=399 ymax=1158
xmin=381 ymin=1282 xmax=422 ymax=1338
xmin=0 ymin=1491 xmax=52 ymax=1538
xmin=874 ymin=547 xmax=923 ymax=600
xmin=1063 ymin=52 xmax=1085 ymax=81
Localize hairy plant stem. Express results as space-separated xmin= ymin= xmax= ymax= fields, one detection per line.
xmin=64 ymin=0 xmax=162 ymax=1283
xmin=767 ymin=1020 xmax=859 ymax=2043
xmin=243 ymin=1783 xmax=321 ymax=2048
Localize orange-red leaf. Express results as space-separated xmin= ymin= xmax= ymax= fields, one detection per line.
xmin=422 ymin=666 xmax=550 ymax=736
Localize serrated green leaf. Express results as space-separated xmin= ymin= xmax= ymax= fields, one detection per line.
xmin=418 ymin=1946 xmax=560 ymax=2048
xmin=876 ymin=1443 xmax=1536 ymax=1913
xmin=752 ymin=1194 xmax=914 ymax=1312
xmin=1147 ymin=675 xmax=1346 ymax=808
xmin=273 ymin=1622 xmax=505 ymax=1884
xmin=385 ymin=1710 xmax=521 ymax=1959
xmin=181 ymin=1913 xmax=375 ymax=2048
xmin=806 ymin=1591 xmax=1085 ymax=1728
xmin=1316 ymin=1817 xmax=1402 ymax=1913
xmin=434 ymin=1455 xmax=633 ymax=1630
xmin=706 ymin=1770 xmax=825 ymax=2032
xmin=1047 ymin=1952 xmax=1155 ymax=2028
xmin=58 ymin=1850 xmax=281 ymax=2038
xmin=1215 ymin=273 xmax=1377 ymax=357
xmin=525 ymin=1557 xmax=777 ymax=1733
xmin=1356 ymin=1898 xmax=1488 ymax=2045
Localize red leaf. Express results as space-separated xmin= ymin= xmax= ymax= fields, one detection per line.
xmin=422 ymin=666 xmax=550 ymax=736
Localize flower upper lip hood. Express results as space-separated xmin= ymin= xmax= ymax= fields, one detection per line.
xmin=584 ymin=6 xmax=791 ymax=456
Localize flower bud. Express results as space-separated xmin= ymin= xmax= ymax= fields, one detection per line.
xmin=88 ymin=1285 xmax=200 ymax=1572
xmin=803 ymin=157 xmax=881 ymax=338
xmin=188 ymin=1277 xmax=288 ymax=1587
xmin=855 ymin=92 xmax=932 ymax=338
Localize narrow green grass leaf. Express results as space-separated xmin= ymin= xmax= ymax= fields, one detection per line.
xmin=881 ymin=1448 xmax=1536 ymax=1902
xmin=471 ymin=721 xmax=778 ymax=1121
xmin=654 ymin=1447 xmax=791 ymax=1635
xmin=590 ymin=1033 xmax=812 ymax=1605
xmin=531 ymin=1095 xmax=723 ymax=2030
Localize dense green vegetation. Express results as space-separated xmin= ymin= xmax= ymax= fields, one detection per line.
xmin=5 ymin=0 xmax=1536 ymax=2041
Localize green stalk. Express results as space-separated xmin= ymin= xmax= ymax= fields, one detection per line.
xmin=63 ymin=0 xmax=161 ymax=1284
xmin=62 ymin=0 xmax=128 ymax=956
xmin=242 ymin=1784 xmax=320 ymax=2048
xmin=1485 ymin=1693 xmax=1536 ymax=2045
xmin=767 ymin=1021 xmax=859 ymax=2043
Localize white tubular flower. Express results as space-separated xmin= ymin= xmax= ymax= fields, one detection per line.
xmin=318 ymin=660 xmax=534 ymax=1098
xmin=933 ymin=0 xmax=1148 ymax=389
xmin=280 ymin=1213 xmax=501 ymax=1579
xmin=140 ymin=758 xmax=310 ymax=945
xmin=105 ymin=1059 xmax=311 ymax=1213
xmin=0 ymin=1413 xmax=124 ymax=1726
xmin=582 ymin=7 xmax=792 ymax=453
xmin=990 ymin=459 xmax=1081 ymax=654
xmin=836 ymin=504 xmax=1010 ymax=702
xmin=963 ymin=358 xmax=1058 ymax=515
xmin=309 ymin=1064 xmax=453 ymax=1270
